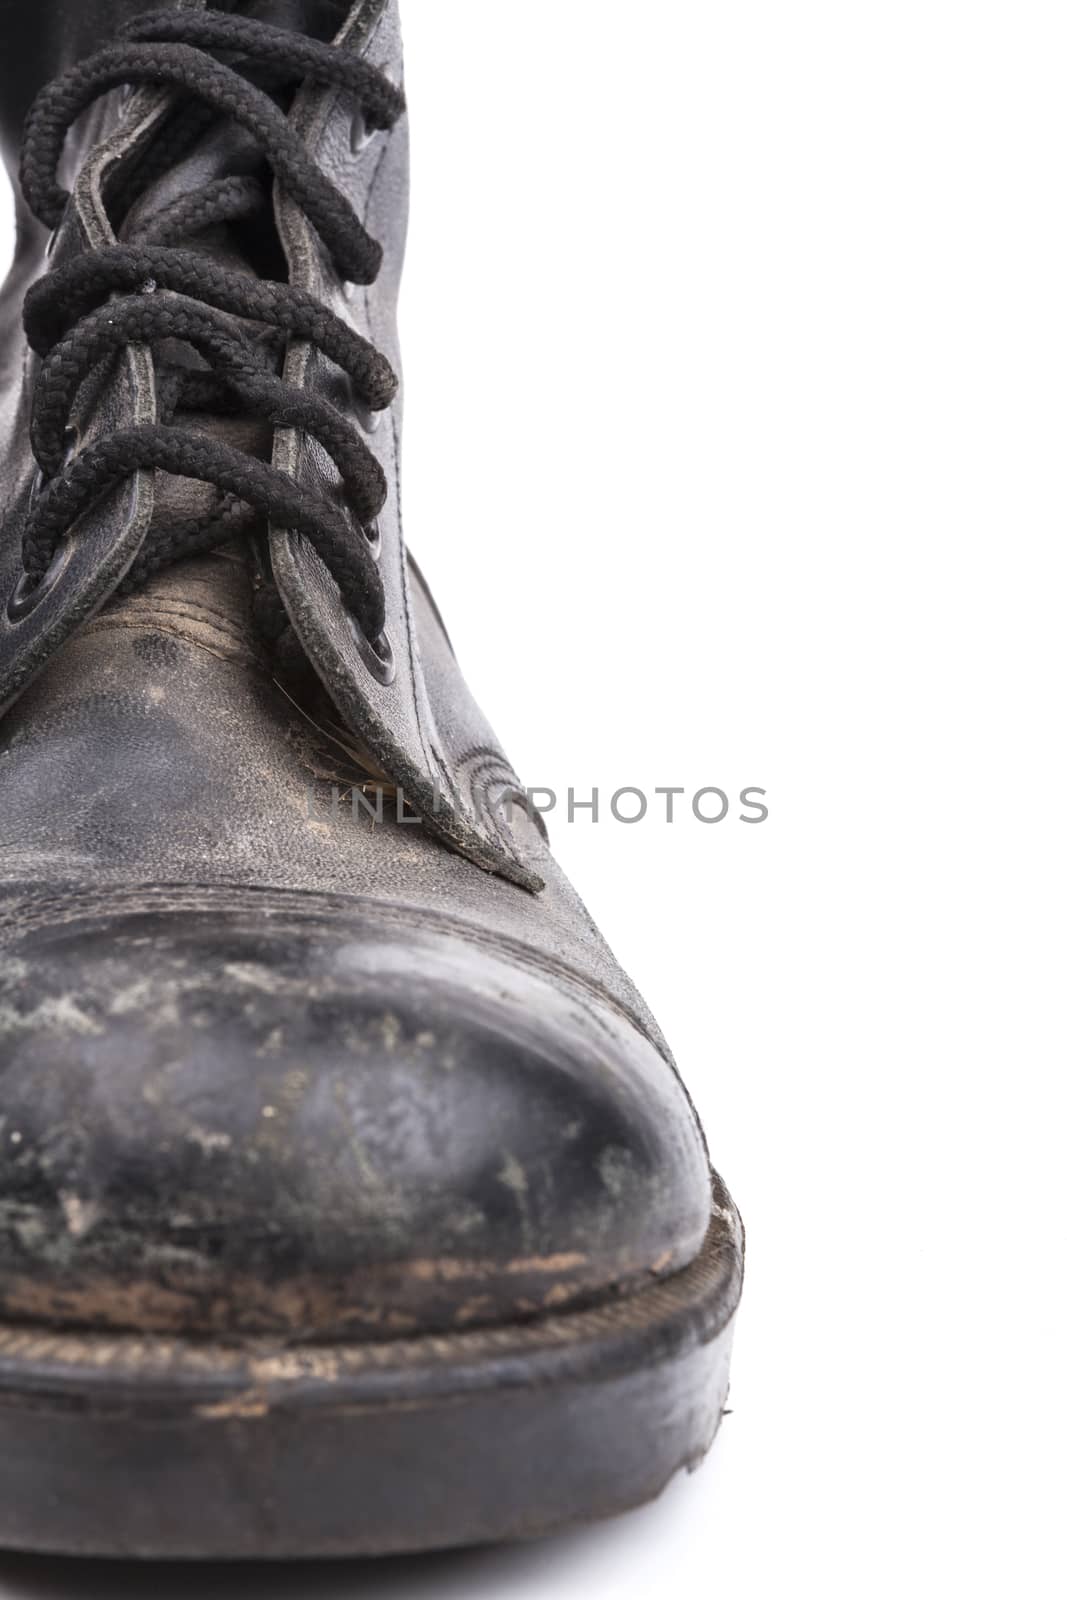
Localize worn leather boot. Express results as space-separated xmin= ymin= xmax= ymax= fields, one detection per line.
xmin=0 ymin=0 xmax=742 ymax=1557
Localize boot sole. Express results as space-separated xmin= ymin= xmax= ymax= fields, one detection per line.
xmin=0 ymin=1211 xmax=741 ymax=1557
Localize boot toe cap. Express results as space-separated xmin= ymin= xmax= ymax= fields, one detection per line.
xmin=0 ymin=896 xmax=713 ymax=1339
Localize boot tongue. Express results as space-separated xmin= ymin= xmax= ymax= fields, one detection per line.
xmin=244 ymin=0 xmax=344 ymax=30
xmin=116 ymin=124 xmax=272 ymax=617
xmin=110 ymin=2 xmax=340 ymax=624
xmin=119 ymin=0 xmax=343 ymax=253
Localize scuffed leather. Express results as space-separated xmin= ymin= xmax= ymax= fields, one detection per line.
xmin=0 ymin=553 xmax=673 ymax=1047
xmin=0 ymin=550 xmax=717 ymax=1339
xmin=0 ymin=896 xmax=711 ymax=1339
xmin=271 ymin=0 xmax=546 ymax=888
xmin=0 ymin=0 xmax=545 ymax=887
xmin=0 ymin=124 xmax=159 ymax=717
xmin=0 ymin=0 xmax=722 ymax=1344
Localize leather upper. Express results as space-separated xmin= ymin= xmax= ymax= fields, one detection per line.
xmin=0 ymin=0 xmax=546 ymax=889
xmin=0 ymin=0 xmax=724 ymax=1343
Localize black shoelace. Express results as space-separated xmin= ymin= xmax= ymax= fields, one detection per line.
xmin=14 ymin=7 xmax=405 ymax=643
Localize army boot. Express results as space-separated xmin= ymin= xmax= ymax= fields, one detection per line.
xmin=0 ymin=0 xmax=742 ymax=1556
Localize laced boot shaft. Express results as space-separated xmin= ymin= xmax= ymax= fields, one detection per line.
xmin=14 ymin=5 xmax=404 ymax=639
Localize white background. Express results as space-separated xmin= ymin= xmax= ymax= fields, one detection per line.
xmin=0 ymin=2 xmax=1063 ymax=1597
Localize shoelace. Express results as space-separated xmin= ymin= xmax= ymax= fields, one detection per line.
xmin=14 ymin=7 xmax=405 ymax=643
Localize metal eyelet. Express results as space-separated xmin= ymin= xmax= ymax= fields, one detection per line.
xmin=350 ymin=108 xmax=374 ymax=156
xmin=61 ymin=423 xmax=80 ymax=462
xmin=355 ymin=399 xmax=383 ymax=435
xmin=351 ymin=67 xmax=398 ymax=157
xmin=348 ymin=614 xmax=395 ymax=685
xmin=361 ymin=518 xmax=382 ymax=558
xmin=366 ymin=627 xmax=395 ymax=684
xmin=7 ymin=540 xmax=71 ymax=623
xmin=26 ymin=466 xmax=45 ymax=510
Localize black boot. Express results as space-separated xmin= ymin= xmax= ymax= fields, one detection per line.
xmin=0 ymin=0 xmax=742 ymax=1557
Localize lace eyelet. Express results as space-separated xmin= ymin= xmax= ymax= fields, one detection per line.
xmin=7 ymin=540 xmax=71 ymax=623
xmin=62 ymin=423 xmax=80 ymax=462
xmin=348 ymin=615 xmax=395 ymax=685
xmin=27 ymin=466 xmax=45 ymax=510
xmin=361 ymin=518 xmax=381 ymax=558
xmin=350 ymin=108 xmax=375 ymax=156
xmin=355 ymin=399 xmax=383 ymax=435
xmin=351 ymin=67 xmax=398 ymax=157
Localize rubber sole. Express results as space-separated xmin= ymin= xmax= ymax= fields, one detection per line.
xmin=0 ymin=1208 xmax=742 ymax=1557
